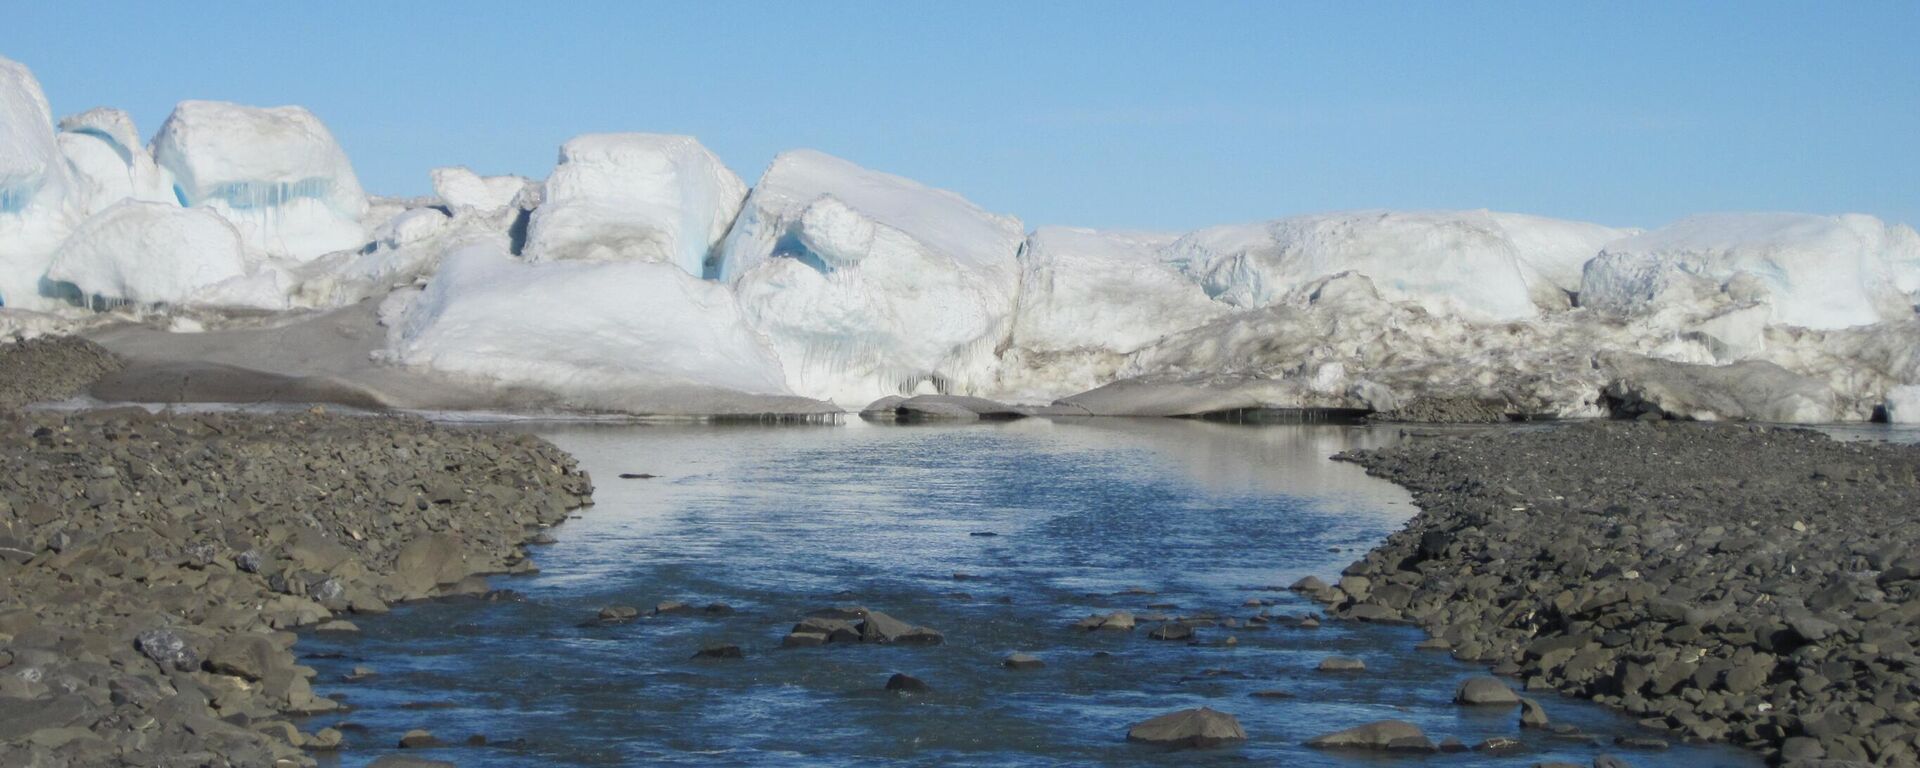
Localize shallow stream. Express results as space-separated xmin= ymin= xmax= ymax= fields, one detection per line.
xmin=303 ymin=418 xmax=1762 ymax=767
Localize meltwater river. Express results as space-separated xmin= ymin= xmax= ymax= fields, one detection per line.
xmin=303 ymin=418 xmax=1761 ymax=767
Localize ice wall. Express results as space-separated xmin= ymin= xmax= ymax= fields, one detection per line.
xmin=1168 ymin=210 xmax=1559 ymax=323
xmin=714 ymin=150 xmax=1026 ymax=404
xmin=56 ymin=108 xmax=176 ymax=215
xmin=150 ymin=100 xmax=369 ymax=260
xmin=388 ymin=243 xmax=790 ymax=399
xmin=522 ymin=134 xmax=745 ymax=276
xmin=43 ymin=200 xmax=262 ymax=308
xmin=1581 ymin=213 xmax=1918 ymax=330
xmin=999 ymin=227 xmax=1227 ymax=395
xmin=0 ymin=55 xmax=78 ymax=309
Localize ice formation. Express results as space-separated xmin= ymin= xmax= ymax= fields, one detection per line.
xmin=522 ymin=134 xmax=745 ymax=276
xmin=716 ymin=150 xmax=1026 ymax=404
xmin=1168 ymin=210 xmax=1572 ymax=322
xmin=387 ymin=243 xmax=790 ymax=402
xmin=149 ymin=100 xmax=369 ymax=260
xmin=1486 ymin=211 xmax=1637 ymax=310
xmin=5 ymin=50 xmax=1915 ymax=423
xmin=998 ymin=227 xmax=1227 ymax=396
xmin=57 ymin=108 xmax=174 ymax=214
xmin=431 ymin=166 xmax=530 ymax=215
xmin=1888 ymin=385 xmax=1920 ymax=425
xmin=1581 ymin=213 xmax=1918 ymax=330
xmin=0 ymin=55 xmax=78 ymax=309
xmin=42 ymin=201 xmax=274 ymax=309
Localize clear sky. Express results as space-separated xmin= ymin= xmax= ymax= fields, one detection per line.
xmin=4 ymin=1 xmax=1915 ymax=231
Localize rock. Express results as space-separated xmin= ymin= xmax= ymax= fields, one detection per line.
xmin=1003 ymin=653 xmax=1044 ymax=670
xmin=654 ymin=601 xmax=692 ymax=615
xmin=391 ymin=533 xmax=473 ymax=598
xmin=368 ymin=758 xmax=457 ymax=768
xmin=598 ymin=606 xmax=639 ymax=621
xmin=1148 ymin=623 xmax=1193 ymax=641
xmin=1075 ymin=611 xmax=1136 ymax=632
xmin=884 ymin=673 xmax=930 ymax=694
xmin=204 ymin=634 xmax=283 ymax=681
xmin=1248 ymin=690 xmax=1294 ymax=699
xmin=1125 ymin=707 xmax=1247 ymax=748
xmin=617 ymin=472 xmax=657 ymax=479
xmin=1306 ymin=720 xmax=1436 ymax=753
xmin=782 ymin=631 xmax=828 ymax=647
xmin=1520 ymin=697 xmax=1550 ymax=728
xmin=1454 ymin=676 xmax=1521 ymax=705
xmin=134 ymin=628 xmax=199 ymax=672
xmin=307 ymin=727 xmax=343 ymax=750
xmin=1594 ymin=755 xmax=1633 ymax=768
xmin=693 ymin=643 xmax=743 ymax=659
xmin=314 ymin=620 xmax=359 ymax=633
xmin=398 ymin=729 xmax=437 ymax=748
xmin=1317 ymin=656 xmax=1366 ymax=672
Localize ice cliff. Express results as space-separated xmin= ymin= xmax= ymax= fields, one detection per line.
xmin=1 ymin=54 xmax=1914 ymax=422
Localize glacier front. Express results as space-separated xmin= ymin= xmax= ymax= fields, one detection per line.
xmin=715 ymin=150 xmax=1027 ymax=405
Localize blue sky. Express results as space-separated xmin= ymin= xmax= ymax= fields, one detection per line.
xmin=4 ymin=2 xmax=1915 ymax=231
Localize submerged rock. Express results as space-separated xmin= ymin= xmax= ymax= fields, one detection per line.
xmin=1125 ymin=707 xmax=1247 ymax=748
xmin=1306 ymin=720 xmax=1435 ymax=753
xmin=884 ymin=673 xmax=930 ymax=694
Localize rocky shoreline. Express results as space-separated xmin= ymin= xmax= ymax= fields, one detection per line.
xmin=0 ymin=407 xmax=593 ymax=767
xmin=1323 ymin=421 xmax=1920 ymax=766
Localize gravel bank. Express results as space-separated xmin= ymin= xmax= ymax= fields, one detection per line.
xmin=0 ymin=408 xmax=592 ymax=766
xmin=1324 ymin=421 xmax=1920 ymax=766
xmin=0 ymin=337 xmax=122 ymax=411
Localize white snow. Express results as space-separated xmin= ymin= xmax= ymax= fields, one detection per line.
xmin=0 ymin=55 xmax=79 ymax=309
xmin=43 ymin=200 xmax=274 ymax=309
xmin=388 ymin=242 xmax=790 ymax=400
xmin=1168 ymin=210 xmax=1576 ymax=322
xmin=1888 ymin=385 xmax=1920 ymax=425
xmin=149 ymin=100 xmax=369 ymax=260
xmin=431 ymin=166 xmax=529 ymax=215
xmin=716 ymin=150 xmax=1026 ymax=404
xmin=57 ymin=108 xmax=177 ymax=215
xmin=1581 ymin=213 xmax=1916 ymax=330
xmin=999 ymin=227 xmax=1227 ymax=396
xmin=1485 ymin=211 xmax=1636 ymax=309
xmin=522 ymin=134 xmax=745 ymax=276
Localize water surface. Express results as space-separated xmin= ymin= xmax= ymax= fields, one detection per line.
xmin=304 ymin=419 xmax=1760 ymax=767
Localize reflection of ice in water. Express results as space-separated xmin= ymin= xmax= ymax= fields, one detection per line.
xmin=302 ymin=419 xmax=1763 ymax=768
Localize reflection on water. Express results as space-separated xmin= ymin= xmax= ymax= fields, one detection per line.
xmin=304 ymin=419 xmax=1759 ymax=767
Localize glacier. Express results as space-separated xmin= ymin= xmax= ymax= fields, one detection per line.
xmin=522 ymin=134 xmax=745 ymax=276
xmin=385 ymin=243 xmax=793 ymax=409
xmin=716 ymin=150 xmax=1027 ymax=405
xmin=42 ymin=200 xmax=275 ymax=309
xmin=0 ymin=55 xmax=79 ymax=310
xmin=1 ymin=53 xmax=1913 ymax=424
xmin=150 ymin=100 xmax=369 ymax=260
xmin=997 ymin=227 xmax=1226 ymax=397
xmin=57 ymin=108 xmax=176 ymax=215
xmin=1581 ymin=213 xmax=1919 ymax=330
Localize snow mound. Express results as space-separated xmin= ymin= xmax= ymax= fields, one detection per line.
xmin=999 ymin=227 xmax=1227 ymax=395
xmin=1168 ymin=210 xmax=1581 ymax=322
xmin=431 ymin=166 xmax=530 ymax=215
xmin=1888 ymin=385 xmax=1920 ymax=425
xmin=57 ymin=108 xmax=176 ymax=214
xmin=522 ymin=134 xmax=746 ymax=276
xmin=716 ymin=150 xmax=1026 ymax=404
xmin=388 ymin=243 xmax=790 ymax=402
xmin=1581 ymin=213 xmax=1917 ymax=330
xmin=0 ymin=55 xmax=78 ymax=309
xmin=1486 ymin=211 xmax=1636 ymax=309
xmin=150 ymin=100 xmax=368 ymax=260
xmin=43 ymin=200 xmax=277 ymax=309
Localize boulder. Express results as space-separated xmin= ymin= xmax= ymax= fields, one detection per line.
xmin=1125 ymin=707 xmax=1247 ymax=748
xmin=1454 ymin=676 xmax=1521 ymax=706
xmin=1307 ymin=720 xmax=1436 ymax=753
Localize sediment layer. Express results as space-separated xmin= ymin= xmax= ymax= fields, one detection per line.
xmin=0 ymin=408 xmax=593 ymax=766
xmin=1328 ymin=421 xmax=1920 ymax=766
